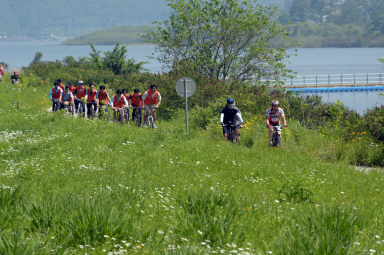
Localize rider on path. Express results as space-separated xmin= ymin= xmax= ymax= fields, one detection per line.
xmin=142 ymin=84 xmax=162 ymax=128
xmin=266 ymin=100 xmax=287 ymax=146
xmin=220 ymin=98 xmax=244 ymax=143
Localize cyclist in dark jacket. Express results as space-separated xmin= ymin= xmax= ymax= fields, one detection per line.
xmin=220 ymin=98 xmax=244 ymax=142
xmin=11 ymin=71 xmax=20 ymax=84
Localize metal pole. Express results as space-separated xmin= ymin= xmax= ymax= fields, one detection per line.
xmin=328 ymin=74 xmax=330 ymax=86
xmin=316 ymin=75 xmax=318 ymax=87
xmin=380 ymin=73 xmax=382 ymax=84
xmin=341 ymin=74 xmax=343 ymax=86
xmin=366 ymin=73 xmax=369 ymax=84
xmin=303 ymin=75 xmax=305 ymax=87
xmin=184 ymin=79 xmax=189 ymax=134
xmin=354 ymin=73 xmax=356 ymax=86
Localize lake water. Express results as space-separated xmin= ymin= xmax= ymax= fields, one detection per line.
xmin=0 ymin=41 xmax=383 ymax=113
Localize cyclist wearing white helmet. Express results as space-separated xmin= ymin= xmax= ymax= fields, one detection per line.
xmin=220 ymin=98 xmax=244 ymax=143
xmin=266 ymin=100 xmax=287 ymax=146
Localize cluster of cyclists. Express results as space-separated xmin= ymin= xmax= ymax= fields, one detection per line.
xmin=49 ymin=79 xmax=287 ymax=145
xmin=49 ymin=80 xmax=162 ymax=128
xmin=220 ymin=98 xmax=287 ymax=145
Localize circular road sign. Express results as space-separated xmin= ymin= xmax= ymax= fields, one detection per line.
xmin=176 ymin=77 xmax=196 ymax=98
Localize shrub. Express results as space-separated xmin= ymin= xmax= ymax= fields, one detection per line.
xmin=364 ymin=106 xmax=384 ymax=142
xmin=173 ymin=189 xmax=245 ymax=247
xmin=272 ymin=204 xmax=366 ymax=254
xmin=278 ymin=183 xmax=313 ymax=203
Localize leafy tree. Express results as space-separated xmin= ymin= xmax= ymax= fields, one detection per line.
xmin=102 ymin=43 xmax=128 ymax=75
xmin=88 ymin=43 xmax=146 ymax=75
xmin=89 ymin=43 xmax=103 ymax=68
xmin=30 ymin=52 xmax=43 ymax=65
xmin=62 ymin=56 xmax=77 ymax=66
xmin=147 ymin=0 xmax=290 ymax=82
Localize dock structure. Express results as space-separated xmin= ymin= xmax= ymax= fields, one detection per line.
xmin=281 ymin=73 xmax=384 ymax=93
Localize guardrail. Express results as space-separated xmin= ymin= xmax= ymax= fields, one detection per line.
xmin=282 ymin=73 xmax=384 ymax=88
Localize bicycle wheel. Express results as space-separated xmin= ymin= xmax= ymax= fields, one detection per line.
xmin=227 ymin=128 xmax=234 ymax=143
xmin=275 ymin=134 xmax=281 ymax=146
xmin=233 ymin=130 xmax=239 ymax=144
xmin=135 ymin=109 xmax=142 ymax=127
xmin=78 ymin=102 xmax=83 ymax=116
xmin=272 ymin=131 xmax=281 ymax=146
xmin=125 ymin=109 xmax=129 ymax=124
xmin=148 ymin=116 xmax=154 ymax=129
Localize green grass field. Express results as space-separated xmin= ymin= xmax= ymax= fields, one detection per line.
xmin=0 ymin=79 xmax=383 ymax=254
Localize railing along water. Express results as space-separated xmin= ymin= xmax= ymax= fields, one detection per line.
xmin=283 ymin=73 xmax=384 ymax=88
xmin=261 ymin=73 xmax=384 ymax=93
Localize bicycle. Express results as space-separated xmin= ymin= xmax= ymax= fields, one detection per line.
xmin=52 ymin=99 xmax=61 ymax=112
xmin=98 ymin=103 xmax=110 ymax=120
xmin=272 ymin=125 xmax=287 ymax=147
xmin=62 ymin=101 xmax=73 ymax=116
xmin=75 ymin=98 xmax=86 ymax=117
xmin=124 ymin=107 xmax=130 ymax=124
xmin=113 ymin=107 xmax=125 ymax=124
xmin=12 ymin=79 xmax=19 ymax=85
xmin=87 ymin=101 xmax=97 ymax=118
xmin=225 ymin=121 xmax=239 ymax=143
xmin=132 ymin=106 xmax=142 ymax=127
xmin=144 ymin=109 xmax=155 ymax=128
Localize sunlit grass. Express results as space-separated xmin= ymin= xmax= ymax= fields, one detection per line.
xmin=0 ymin=80 xmax=383 ymax=254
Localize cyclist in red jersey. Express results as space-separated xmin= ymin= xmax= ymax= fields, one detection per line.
xmin=68 ymin=82 xmax=76 ymax=93
xmin=142 ymin=84 xmax=162 ymax=128
xmin=74 ymin=81 xmax=87 ymax=115
xmin=111 ymin=89 xmax=128 ymax=123
xmin=129 ymin=88 xmax=142 ymax=121
xmin=0 ymin=65 xmax=4 ymax=81
xmin=57 ymin=79 xmax=65 ymax=90
xmin=49 ymin=81 xmax=63 ymax=112
xmin=266 ymin=100 xmax=287 ymax=146
xmin=86 ymin=83 xmax=99 ymax=118
xmin=98 ymin=85 xmax=112 ymax=119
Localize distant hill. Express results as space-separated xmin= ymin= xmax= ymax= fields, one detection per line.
xmin=0 ymin=0 xmax=287 ymax=39
xmin=4 ymin=0 xmax=383 ymax=47
xmin=62 ymin=26 xmax=154 ymax=45
xmin=280 ymin=0 xmax=384 ymax=47
xmin=0 ymin=0 xmax=168 ymax=38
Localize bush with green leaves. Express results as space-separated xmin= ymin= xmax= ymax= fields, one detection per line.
xmin=147 ymin=0 xmax=291 ymax=82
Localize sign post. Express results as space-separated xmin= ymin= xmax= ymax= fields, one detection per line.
xmin=176 ymin=77 xmax=196 ymax=134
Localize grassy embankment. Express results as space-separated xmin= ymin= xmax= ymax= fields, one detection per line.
xmin=60 ymin=23 xmax=384 ymax=47
xmin=61 ymin=26 xmax=153 ymax=46
xmin=0 ymin=77 xmax=384 ymax=254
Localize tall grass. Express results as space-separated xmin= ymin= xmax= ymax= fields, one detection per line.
xmin=0 ymin=79 xmax=383 ymax=254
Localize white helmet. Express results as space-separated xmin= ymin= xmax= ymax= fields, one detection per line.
xmin=271 ymin=100 xmax=279 ymax=106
